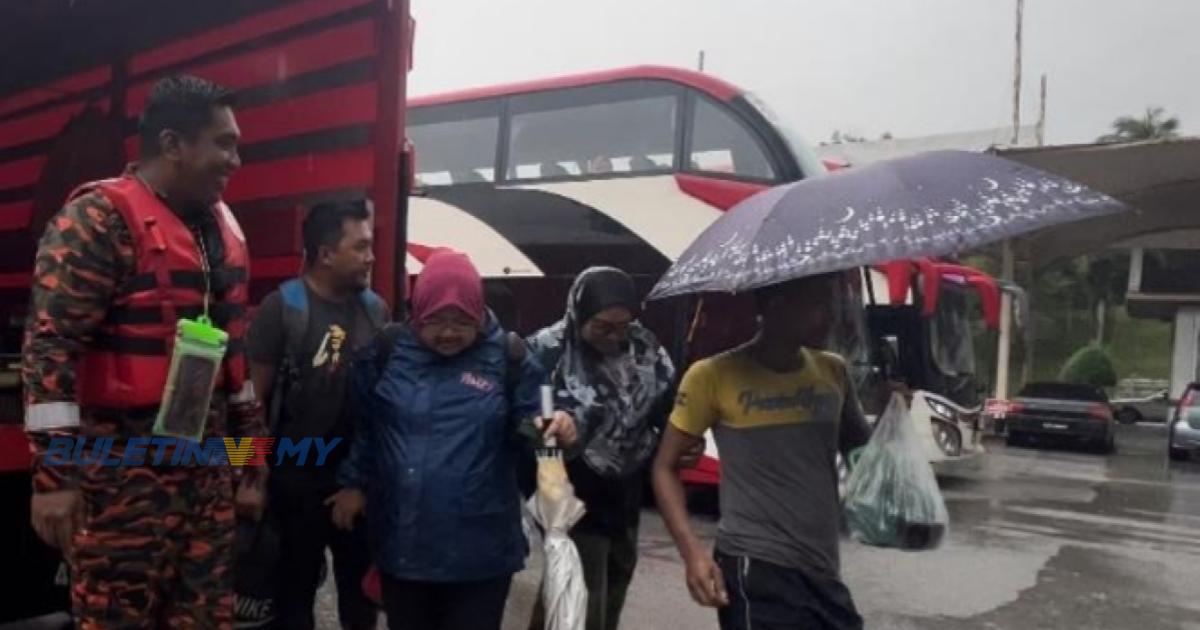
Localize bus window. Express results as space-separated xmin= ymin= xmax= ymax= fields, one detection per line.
xmin=513 ymin=161 xmax=583 ymax=179
xmin=507 ymin=81 xmax=679 ymax=181
xmin=689 ymin=96 xmax=775 ymax=181
xmin=408 ymin=100 xmax=501 ymax=185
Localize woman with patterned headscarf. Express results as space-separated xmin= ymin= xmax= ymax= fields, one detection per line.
xmin=526 ymin=267 xmax=679 ymax=630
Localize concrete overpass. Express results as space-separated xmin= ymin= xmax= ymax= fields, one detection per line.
xmin=998 ymin=138 xmax=1200 ymax=397
xmin=997 ymin=138 xmax=1200 ymax=270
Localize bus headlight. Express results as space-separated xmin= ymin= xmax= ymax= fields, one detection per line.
xmin=926 ymin=397 xmax=956 ymax=422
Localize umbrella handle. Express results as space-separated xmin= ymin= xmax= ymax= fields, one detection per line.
xmin=686 ymin=297 xmax=706 ymax=346
xmin=540 ymin=384 xmax=558 ymax=449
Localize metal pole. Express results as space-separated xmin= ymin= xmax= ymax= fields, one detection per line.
xmin=1011 ymin=0 xmax=1024 ymax=145
xmin=997 ymin=0 xmax=1024 ymax=399
xmin=996 ymin=241 xmax=1015 ymax=399
xmin=697 ymin=50 xmax=706 ymax=72
xmin=372 ymin=0 xmax=409 ymax=314
xmin=1036 ymin=74 xmax=1047 ymax=147
xmin=1020 ymin=74 xmax=1046 ymax=385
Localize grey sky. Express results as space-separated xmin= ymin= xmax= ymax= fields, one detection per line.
xmin=408 ymin=0 xmax=1199 ymax=146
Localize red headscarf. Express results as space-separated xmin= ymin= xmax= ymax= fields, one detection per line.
xmin=410 ymin=250 xmax=485 ymax=327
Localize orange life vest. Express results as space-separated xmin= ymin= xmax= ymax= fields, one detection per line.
xmin=73 ymin=174 xmax=249 ymax=409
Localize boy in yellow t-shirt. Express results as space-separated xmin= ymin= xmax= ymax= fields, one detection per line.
xmin=652 ymin=273 xmax=872 ymax=630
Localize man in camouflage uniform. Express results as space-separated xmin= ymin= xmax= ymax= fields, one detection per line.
xmin=23 ymin=76 xmax=265 ymax=629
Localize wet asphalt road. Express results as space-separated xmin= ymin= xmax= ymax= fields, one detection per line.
xmin=317 ymin=423 xmax=1200 ymax=629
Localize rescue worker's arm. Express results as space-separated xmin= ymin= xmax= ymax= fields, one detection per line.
xmin=651 ymin=363 xmax=729 ymax=608
xmin=240 ymin=352 xmax=273 ymax=506
xmin=248 ymin=362 xmax=275 ymax=428
xmin=230 ymin=370 xmax=268 ymax=520
xmin=22 ymin=195 xmax=131 ymax=548
xmin=225 ymin=275 xmax=266 ymax=442
xmin=246 ymin=291 xmax=284 ymax=423
xmin=227 ymin=302 xmax=281 ymax=523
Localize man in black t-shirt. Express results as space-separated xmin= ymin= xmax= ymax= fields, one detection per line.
xmin=247 ymin=201 xmax=387 ymax=630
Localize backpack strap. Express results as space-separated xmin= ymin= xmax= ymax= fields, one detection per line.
xmin=282 ymin=281 xmax=388 ymax=366
xmin=359 ymin=289 xmax=389 ymax=332
xmin=268 ymin=278 xmax=311 ymax=434
xmin=371 ymin=322 xmax=408 ymax=388
xmin=502 ymin=331 xmax=527 ymax=398
xmin=279 ymin=278 xmax=310 ymax=360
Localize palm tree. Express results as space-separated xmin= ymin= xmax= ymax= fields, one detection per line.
xmin=1099 ymin=107 xmax=1181 ymax=143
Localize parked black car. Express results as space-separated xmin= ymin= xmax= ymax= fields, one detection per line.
xmin=1005 ymin=382 xmax=1116 ymax=453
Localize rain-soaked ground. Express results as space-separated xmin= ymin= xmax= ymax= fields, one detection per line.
xmin=316 ymin=423 xmax=1200 ymax=629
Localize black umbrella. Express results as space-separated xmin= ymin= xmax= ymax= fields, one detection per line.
xmin=648 ymin=150 xmax=1128 ymax=299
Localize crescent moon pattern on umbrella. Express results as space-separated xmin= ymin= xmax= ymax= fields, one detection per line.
xmin=650 ymin=151 xmax=1127 ymax=299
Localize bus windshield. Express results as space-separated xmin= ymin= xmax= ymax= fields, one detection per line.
xmin=929 ymin=282 xmax=978 ymax=378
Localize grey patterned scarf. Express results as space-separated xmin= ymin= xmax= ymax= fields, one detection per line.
xmin=527 ymin=268 xmax=675 ymax=478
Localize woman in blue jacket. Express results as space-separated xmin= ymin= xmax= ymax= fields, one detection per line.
xmin=328 ymin=250 xmax=577 ymax=630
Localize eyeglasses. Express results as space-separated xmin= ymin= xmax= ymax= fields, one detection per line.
xmin=586 ymin=319 xmax=631 ymax=338
xmin=420 ymin=318 xmax=478 ymax=335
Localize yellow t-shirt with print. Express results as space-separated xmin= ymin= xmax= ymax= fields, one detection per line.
xmin=672 ymin=347 xmax=853 ymax=436
xmin=670 ymin=345 xmax=870 ymax=575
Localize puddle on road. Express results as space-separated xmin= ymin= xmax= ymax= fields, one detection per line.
xmin=844 ymin=534 xmax=1059 ymax=619
xmin=849 ymin=427 xmax=1200 ymax=624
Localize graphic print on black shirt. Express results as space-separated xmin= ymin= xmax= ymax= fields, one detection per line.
xmin=248 ymin=284 xmax=376 ymax=482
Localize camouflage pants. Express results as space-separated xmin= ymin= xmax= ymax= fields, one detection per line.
xmin=70 ymin=464 xmax=235 ymax=629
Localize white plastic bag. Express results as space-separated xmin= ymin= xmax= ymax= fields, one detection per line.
xmin=843 ymin=393 xmax=949 ymax=550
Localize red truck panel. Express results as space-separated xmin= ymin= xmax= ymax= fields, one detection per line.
xmin=0 ymin=0 xmax=410 ymax=308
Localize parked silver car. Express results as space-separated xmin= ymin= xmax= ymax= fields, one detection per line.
xmin=1168 ymin=383 xmax=1200 ymax=462
xmin=1111 ymin=389 xmax=1174 ymax=424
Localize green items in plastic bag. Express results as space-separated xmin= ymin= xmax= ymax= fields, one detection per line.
xmin=152 ymin=316 xmax=228 ymax=443
xmin=843 ymin=393 xmax=949 ymax=550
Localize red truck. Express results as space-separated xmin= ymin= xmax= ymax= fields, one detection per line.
xmin=0 ymin=1 xmax=413 ymax=623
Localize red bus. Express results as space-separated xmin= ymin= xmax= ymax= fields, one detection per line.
xmin=402 ymin=66 xmax=1006 ymax=485
xmin=404 ymin=64 xmax=830 ymax=349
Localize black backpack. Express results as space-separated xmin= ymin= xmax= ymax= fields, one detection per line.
xmin=267 ymin=277 xmax=389 ymax=433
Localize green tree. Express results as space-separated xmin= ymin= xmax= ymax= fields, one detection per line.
xmin=1084 ymin=252 xmax=1131 ymax=344
xmin=1034 ymin=252 xmax=1129 ymax=344
xmin=1098 ymin=107 xmax=1181 ymax=143
xmin=1059 ymin=344 xmax=1118 ymax=388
